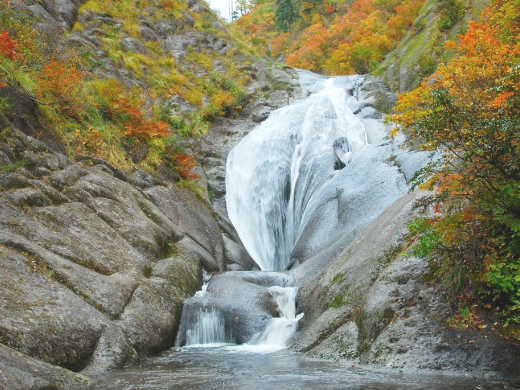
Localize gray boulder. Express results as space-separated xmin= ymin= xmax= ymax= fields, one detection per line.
xmin=251 ymin=105 xmax=272 ymax=123
xmin=0 ymin=114 xmax=224 ymax=385
xmin=223 ymin=235 xmax=258 ymax=271
xmin=0 ymin=344 xmax=91 ymax=390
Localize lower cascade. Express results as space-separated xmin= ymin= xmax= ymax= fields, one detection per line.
xmin=185 ymin=308 xmax=234 ymax=346
xmin=180 ymin=277 xmax=303 ymax=351
xmin=246 ymin=287 xmax=304 ymax=349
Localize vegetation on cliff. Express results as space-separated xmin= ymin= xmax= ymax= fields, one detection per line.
xmin=390 ymin=0 xmax=520 ymax=335
xmin=0 ymin=0 xmax=250 ymax=178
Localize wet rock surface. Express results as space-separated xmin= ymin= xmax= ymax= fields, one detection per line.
xmin=177 ymin=271 xmax=293 ymax=345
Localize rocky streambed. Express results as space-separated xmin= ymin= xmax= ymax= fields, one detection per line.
xmin=90 ymin=70 xmax=520 ymax=389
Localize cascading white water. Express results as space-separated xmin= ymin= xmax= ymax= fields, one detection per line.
xmin=247 ymin=286 xmax=303 ymax=347
xmin=225 ymin=286 xmax=304 ymax=353
xmin=194 ymin=270 xmax=211 ymax=298
xmin=185 ymin=308 xmax=233 ymax=346
xmin=226 ymin=79 xmax=367 ymax=271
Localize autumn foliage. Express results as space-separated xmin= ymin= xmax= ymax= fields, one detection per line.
xmin=0 ymin=31 xmax=17 ymax=61
xmin=174 ymin=153 xmax=200 ymax=180
xmin=33 ymin=60 xmax=85 ymax=118
xmin=90 ymin=79 xmax=170 ymax=139
xmin=231 ymin=0 xmax=425 ymax=75
xmin=390 ymin=0 xmax=520 ymax=325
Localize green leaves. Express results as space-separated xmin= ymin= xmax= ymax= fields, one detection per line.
xmin=408 ymin=217 xmax=440 ymax=258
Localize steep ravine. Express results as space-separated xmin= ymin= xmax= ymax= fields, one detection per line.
xmin=0 ymin=64 xmax=306 ymax=390
xmin=93 ymin=69 xmax=520 ymax=390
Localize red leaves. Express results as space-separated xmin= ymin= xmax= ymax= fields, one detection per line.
xmin=0 ymin=31 xmax=17 ymax=60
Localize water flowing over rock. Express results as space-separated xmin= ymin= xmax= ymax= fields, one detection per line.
xmin=185 ymin=308 xmax=234 ymax=345
xmin=226 ymin=75 xmax=368 ymax=271
xmin=245 ymin=286 xmax=304 ymax=350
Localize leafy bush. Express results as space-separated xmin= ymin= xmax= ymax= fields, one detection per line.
xmin=438 ymin=0 xmax=466 ymax=31
xmin=391 ymin=0 xmax=520 ymax=328
xmin=34 ymin=60 xmax=85 ymax=118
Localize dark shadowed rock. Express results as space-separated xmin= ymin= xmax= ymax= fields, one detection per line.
xmin=176 ymin=236 xmax=219 ymax=272
xmin=223 ymin=235 xmax=258 ymax=271
xmin=139 ymin=25 xmax=157 ymax=41
xmin=146 ymin=185 xmax=226 ymax=271
xmin=252 ymin=105 xmax=272 ymax=123
xmin=0 ymin=344 xmax=92 ymax=390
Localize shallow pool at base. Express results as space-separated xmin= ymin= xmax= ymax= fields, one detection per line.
xmin=92 ymin=347 xmax=520 ymax=390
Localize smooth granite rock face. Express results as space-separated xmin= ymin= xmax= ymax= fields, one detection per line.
xmin=0 ymin=90 xmax=234 ymax=388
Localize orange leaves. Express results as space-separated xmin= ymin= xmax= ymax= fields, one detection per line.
xmin=124 ymin=119 xmax=171 ymax=139
xmin=174 ymin=153 xmax=200 ymax=180
xmin=90 ymin=79 xmax=171 ymax=140
xmin=392 ymin=2 xmax=520 ymax=308
xmin=386 ymin=0 xmax=423 ymax=41
xmin=34 ymin=60 xmax=85 ymax=118
xmin=283 ymin=0 xmax=425 ymax=74
xmin=0 ymin=31 xmax=17 ymax=61
xmin=212 ymin=91 xmax=234 ymax=113
xmin=286 ymin=22 xmax=331 ymax=71
xmin=490 ymin=91 xmax=514 ymax=108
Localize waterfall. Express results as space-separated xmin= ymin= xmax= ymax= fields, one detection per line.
xmin=194 ymin=270 xmax=211 ymax=298
xmin=226 ymin=78 xmax=367 ymax=271
xmin=246 ymin=286 xmax=303 ymax=348
xmin=185 ymin=308 xmax=234 ymax=346
xmin=225 ymin=286 xmax=304 ymax=353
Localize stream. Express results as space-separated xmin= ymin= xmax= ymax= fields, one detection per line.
xmin=92 ymin=347 xmax=520 ymax=389
xmin=92 ymin=71 xmax=520 ymax=389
